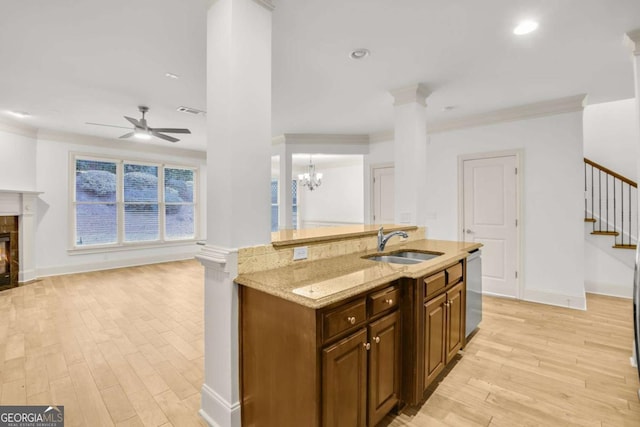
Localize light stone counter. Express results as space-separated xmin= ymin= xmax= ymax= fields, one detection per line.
xmin=235 ymin=239 xmax=481 ymax=309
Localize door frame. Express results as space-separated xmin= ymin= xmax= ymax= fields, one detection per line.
xmin=457 ymin=149 xmax=523 ymax=299
xmin=370 ymin=162 xmax=394 ymax=224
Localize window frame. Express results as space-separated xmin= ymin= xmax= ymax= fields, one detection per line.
xmin=69 ymin=153 xmax=199 ymax=252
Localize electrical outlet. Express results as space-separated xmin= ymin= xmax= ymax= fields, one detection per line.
xmin=293 ymin=246 xmax=308 ymax=261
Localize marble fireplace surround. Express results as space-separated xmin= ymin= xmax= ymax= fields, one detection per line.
xmin=0 ymin=190 xmax=40 ymax=283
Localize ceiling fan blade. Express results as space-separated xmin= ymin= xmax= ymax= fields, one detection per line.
xmin=119 ymin=132 xmax=135 ymax=139
xmin=152 ymin=131 xmax=179 ymax=143
xmin=85 ymin=122 xmax=132 ymax=130
xmin=124 ymin=116 xmax=142 ymax=128
xmin=150 ymin=128 xmax=191 ymax=134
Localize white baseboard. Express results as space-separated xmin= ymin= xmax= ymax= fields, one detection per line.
xmin=522 ymin=288 xmax=587 ymax=310
xmin=200 ymin=383 xmax=241 ymax=427
xmin=36 ymin=251 xmax=198 ymax=278
xmin=584 ymin=281 xmax=633 ymax=299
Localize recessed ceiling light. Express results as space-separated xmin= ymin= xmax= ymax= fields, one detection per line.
xmin=8 ymin=111 xmax=30 ymax=118
xmin=442 ymin=105 xmax=456 ymax=111
xmin=165 ymin=72 xmax=179 ymax=79
xmin=513 ymin=20 xmax=539 ymax=35
xmin=349 ymin=48 xmax=370 ymax=60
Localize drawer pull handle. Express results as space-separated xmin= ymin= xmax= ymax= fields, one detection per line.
xmin=363 ymin=342 xmax=371 ymax=350
xmin=373 ymin=336 xmax=380 ymax=344
xmin=385 ymin=298 xmax=394 ymax=305
xmin=347 ymin=316 xmax=356 ymax=325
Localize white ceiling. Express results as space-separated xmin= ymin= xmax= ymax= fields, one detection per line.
xmin=1 ymin=0 xmax=639 ymax=152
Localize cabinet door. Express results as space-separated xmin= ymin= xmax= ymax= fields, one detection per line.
xmin=424 ymin=293 xmax=447 ymax=389
xmin=368 ymin=311 xmax=400 ymax=427
xmin=322 ymin=328 xmax=368 ymax=427
xmin=446 ymin=282 xmax=464 ymax=363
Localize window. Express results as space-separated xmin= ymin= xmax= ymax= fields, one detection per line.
xmin=270 ymin=179 xmax=298 ymax=232
xmin=73 ymin=155 xmax=197 ymax=248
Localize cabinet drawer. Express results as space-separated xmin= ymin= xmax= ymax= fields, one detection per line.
xmin=424 ymin=271 xmax=446 ymax=299
xmin=369 ymin=286 xmax=400 ymax=317
xmin=322 ymin=298 xmax=367 ymax=342
xmin=446 ymin=262 xmax=463 ymax=285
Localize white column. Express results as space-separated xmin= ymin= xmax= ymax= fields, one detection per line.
xmin=276 ymin=143 xmax=293 ymax=229
xmin=19 ymin=193 xmax=37 ymax=282
xmin=389 ymin=84 xmax=431 ymax=226
xmin=625 ymin=30 xmax=640 ymax=221
xmin=198 ymin=1 xmax=273 ymax=426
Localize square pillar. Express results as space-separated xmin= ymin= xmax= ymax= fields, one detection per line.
xmin=198 ymin=1 xmax=274 ymax=426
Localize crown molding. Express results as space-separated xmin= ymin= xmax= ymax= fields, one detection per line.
xmin=0 ymin=118 xmax=38 ymax=138
xmin=252 ymin=0 xmax=275 ymax=11
xmin=429 ymin=94 xmax=588 ymax=134
xmin=278 ymin=133 xmax=369 ymax=145
xmin=625 ymin=29 xmax=640 ymax=55
xmin=272 ymin=133 xmax=370 ymax=155
xmin=389 ymin=84 xmax=431 ymax=107
xmin=37 ymin=129 xmax=206 ymax=159
xmin=369 ymin=130 xmax=394 ymax=143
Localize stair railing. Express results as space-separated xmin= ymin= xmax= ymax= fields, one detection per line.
xmin=584 ymin=158 xmax=638 ymax=249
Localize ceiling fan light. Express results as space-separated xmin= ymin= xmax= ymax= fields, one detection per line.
xmin=134 ymin=130 xmax=152 ymax=140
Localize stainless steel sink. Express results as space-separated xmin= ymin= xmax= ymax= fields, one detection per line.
xmin=364 ymin=250 xmax=443 ymax=264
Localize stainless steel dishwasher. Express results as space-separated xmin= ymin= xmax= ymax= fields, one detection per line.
xmin=466 ymin=249 xmax=482 ymax=338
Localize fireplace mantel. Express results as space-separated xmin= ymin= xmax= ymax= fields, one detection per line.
xmin=0 ymin=189 xmax=42 ymax=283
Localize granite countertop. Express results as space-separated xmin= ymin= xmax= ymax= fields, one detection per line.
xmin=235 ymin=239 xmax=482 ymax=309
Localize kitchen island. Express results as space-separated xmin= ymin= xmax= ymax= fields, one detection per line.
xmin=235 ymin=226 xmax=480 ymax=427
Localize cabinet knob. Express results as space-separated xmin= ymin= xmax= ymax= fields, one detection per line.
xmin=347 ymin=316 xmax=356 ymax=325
xmin=363 ymin=342 xmax=371 ymax=350
xmin=384 ymin=298 xmax=394 ymax=305
xmin=373 ymin=336 xmax=380 ymax=344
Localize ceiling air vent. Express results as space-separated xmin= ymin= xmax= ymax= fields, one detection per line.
xmin=177 ymin=106 xmax=206 ymax=116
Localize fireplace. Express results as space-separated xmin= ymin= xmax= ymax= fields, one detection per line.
xmin=0 ymin=190 xmax=39 ymax=288
xmin=0 ymin=233 xmax=9 ymax=285
xmin=0 ymin=216 xmax=19 ymax=290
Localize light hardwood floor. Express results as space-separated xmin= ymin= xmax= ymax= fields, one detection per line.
xmin=1 ymin=260 xmax=639 ymax=426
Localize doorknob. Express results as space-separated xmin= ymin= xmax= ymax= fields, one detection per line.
xmin=465 ymin=229 xmax=474 ymax=234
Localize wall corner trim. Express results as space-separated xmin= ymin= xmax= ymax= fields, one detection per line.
xmin=389 ymin=83 xmax=431 ymax=107
xmin=625 ymin=29 xmax=640 ymax=55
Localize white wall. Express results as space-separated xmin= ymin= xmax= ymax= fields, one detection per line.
xmin=32 ymin=132 xmax=207 ymax=277
xmin=298 ymin=161 xmax=364 ymax=227
xmin=583 ymin=98 xmax=639 ymax=181
xmin=0 ymin=126 xmax=37 ymax=191
xmin=423 ymin=112 xmax=586 ymax=308
xmin=426 ymin=113 xmax=586 ymax=307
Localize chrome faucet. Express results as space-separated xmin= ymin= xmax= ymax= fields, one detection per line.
xmin=377 ymin=227 xmax=409 ymax=252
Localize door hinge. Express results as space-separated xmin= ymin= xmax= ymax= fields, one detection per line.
xmin=515 ymin=219 xmax=518 ymax=227
xmin=515 ymin=271 xmax=518 ymax=278
xmin=515 ymin=167 xmax=518 ymax=175
xmin=373 ymin=177 xmax=376 ymax=183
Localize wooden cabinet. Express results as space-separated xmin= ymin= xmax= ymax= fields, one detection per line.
xmin=241 ymin=282 xmax=401 ymax=427
xmin=422 ymin=263 xmax=466 ymax=392
xmin=322 ymin=310 xmax=401 ymax=427
xmin=323 ymin=329 xmax=368 ymax=427
xmin=423 ymin=293 xmax=446 ymax=386
xmin=402 ymin=260 xmax=466 ymax=404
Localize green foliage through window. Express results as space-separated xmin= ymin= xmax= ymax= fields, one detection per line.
xmin=74 ymin=157 xmax=197 ymax=246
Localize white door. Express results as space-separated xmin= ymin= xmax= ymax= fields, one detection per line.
xmin=373 ymin=166 xmax=394 ymax=224
xmin=462 ymin=155 xmax=518 ymax=298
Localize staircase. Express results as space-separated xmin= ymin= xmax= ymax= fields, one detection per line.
xmin=584 ymin=157 xmax=638 ymax=250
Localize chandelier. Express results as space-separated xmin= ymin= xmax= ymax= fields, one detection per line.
xmin=298 ymin=156 xmax=323 ymax=191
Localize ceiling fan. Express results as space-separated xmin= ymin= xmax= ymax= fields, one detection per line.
xmin=86 ymin=106 xmax=191 ymax=143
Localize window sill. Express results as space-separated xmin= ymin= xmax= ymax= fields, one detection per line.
xmin=67 ymin=239 xmax=199 ymax=255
